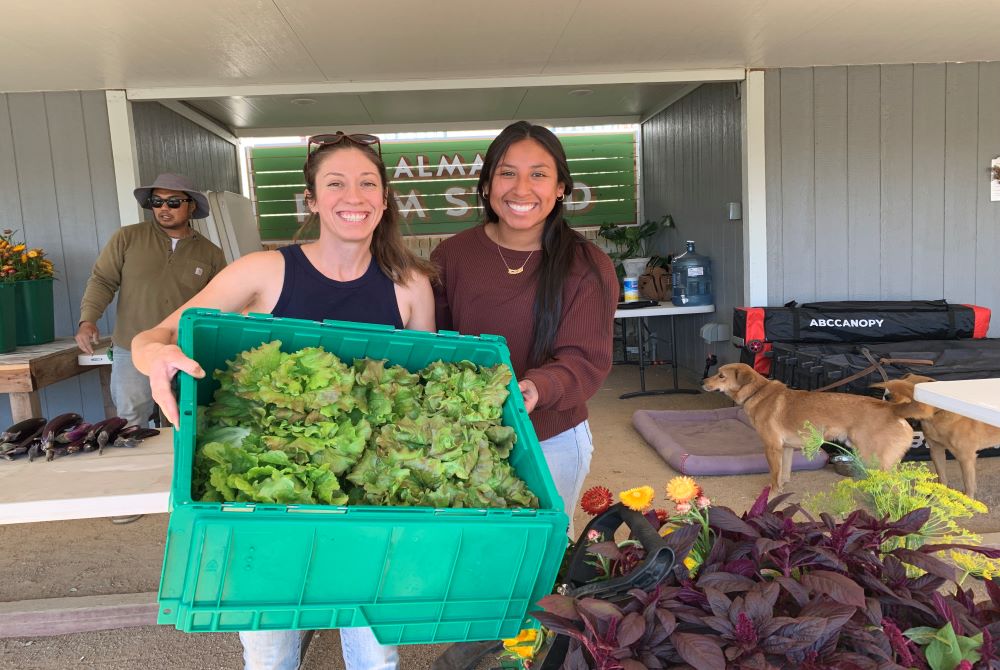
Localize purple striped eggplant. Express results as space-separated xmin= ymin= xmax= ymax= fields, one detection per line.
xmin=85 ymin=417 xmax=127 ymax=453
xmin=0 ymin=424 xmax=44 ymax=460
xmin=36 ymin=413 xmax=83 ymax=462
xmin=56 ymin=422 xmax=92 ymax=445
xmin=0 ymin=417 xmax=46 ymax=444
xmin=109 ymin=428 xmax=160 ymax=450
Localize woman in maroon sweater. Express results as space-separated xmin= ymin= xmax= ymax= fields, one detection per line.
xmin=431 ymin=121 xmax=618 ymax=525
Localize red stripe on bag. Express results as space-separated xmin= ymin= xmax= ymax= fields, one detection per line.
xmin=962 ymin=304 xmax=992 ymax=338
xmin=744 ymin=307 xmax=765 ymax=343
xmin=755 ymin=344 xmax=773 ymax=376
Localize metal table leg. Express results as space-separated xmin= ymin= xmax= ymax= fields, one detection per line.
xmin=619 ymin=315 xmax=700 ymax=399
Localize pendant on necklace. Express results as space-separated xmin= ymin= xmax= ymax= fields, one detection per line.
xmin=507 ymin=267 xmax=524 ymax=275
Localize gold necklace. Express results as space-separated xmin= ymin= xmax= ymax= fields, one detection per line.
xmin=497 ymin=244 xmax=534 ymax=275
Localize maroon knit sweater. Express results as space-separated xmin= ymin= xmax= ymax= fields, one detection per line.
xmin=431 ymin=225 xmax=618 ymax=441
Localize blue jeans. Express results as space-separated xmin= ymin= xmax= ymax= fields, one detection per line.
xmin=540 ymin=420 xmax=594 ymax=538
xmin=110 ymin=346 xmax=156 ymax=427
xmin=240 ymin=628 xmax=398 ymax=670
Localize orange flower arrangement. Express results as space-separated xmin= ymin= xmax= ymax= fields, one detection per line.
xmin=0 ymin=229 xmax=54 ymax=281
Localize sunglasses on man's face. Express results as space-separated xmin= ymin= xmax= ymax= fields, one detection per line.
xmin=307 ymin=132 xmax=382 ymax=158
xmin=147 ymin=196 xmax=194 ymax=209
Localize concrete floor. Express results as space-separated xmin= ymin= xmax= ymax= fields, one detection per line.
xmin=3 ymin=363 xmax=1000 ymax=669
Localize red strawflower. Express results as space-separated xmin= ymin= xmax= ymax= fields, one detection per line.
xmin=580 ymin=486 xmax=613 ymax=515
xmin=654 ymin=508 xmax=669 ymax=524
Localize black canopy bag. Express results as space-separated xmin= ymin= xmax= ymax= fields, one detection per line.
xmin=733 ymin=300 xmax=991 ymax=376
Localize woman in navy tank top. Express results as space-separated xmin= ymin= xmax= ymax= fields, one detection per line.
xmin=131 ymin=134 xmax=436 ymax=670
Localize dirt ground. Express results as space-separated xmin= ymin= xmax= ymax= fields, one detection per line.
xmin=4 ymin=363 xmax=1000 ymax=669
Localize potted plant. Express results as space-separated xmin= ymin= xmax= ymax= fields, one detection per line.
xmin=597 ymin=215 xmax=672 ymax=281
xmin=0 ymin=230 xmax=17 ymax=352
xmin=4 ymin=229 xmax=55 ymax=346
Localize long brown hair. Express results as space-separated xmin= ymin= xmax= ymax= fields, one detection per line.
xmin=295 ymin=140 xmax=436 ymax=284
xmin=477 ymin=121 xmax=608 ymax=367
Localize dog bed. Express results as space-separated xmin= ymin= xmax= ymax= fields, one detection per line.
xmin=632 ymin=407 xmax=829 ymax=476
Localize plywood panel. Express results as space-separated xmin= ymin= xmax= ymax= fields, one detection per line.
xmin=879 ymin=65 xmax=914 ymax=299
xmin=975 ymin=61 xmax=1000 ymax=335
xmin=812 ymin=67 xmax=849 ymax=300
xmin=847 ymin=66 xmax=882 ymax=299
xmin=7 ymin=93 xmax=83 ymax=417
xmin=640 ymin=83 xmax=742 ymax=370
xmin=778 ymin=68 xmax=816 ymax=302
xmin=131 ymin=102 xmax=239 ymax=196
xmin=942 ymin=63 xmax=980 ymax=303
xmin=911 ymin=64 xmax=947 ymax=299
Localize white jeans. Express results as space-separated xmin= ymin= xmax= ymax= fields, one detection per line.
xmin=540 ymin=420 xmax=595 ymax=538
xmin=240 ymin=628 xmax=397 ymax=670
xmin=110 ymin=346 xmax=156 ymax=427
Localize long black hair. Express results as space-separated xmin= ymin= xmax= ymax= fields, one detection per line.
xmin=477 ymin=121 xmax=608 ymax=367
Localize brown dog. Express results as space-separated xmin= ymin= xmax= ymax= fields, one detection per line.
xmin=702 ymin=363 xmax=913 ymax=492
xmin=874 ymin=375 xmax=1000 ymax=499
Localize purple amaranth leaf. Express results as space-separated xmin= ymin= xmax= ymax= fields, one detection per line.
xmin=920 ymin=543 xmax=1000 ymax=559
xmin=801 ymin=570 xmax=867 ymax=608
xmin=880 ymin=507 xmax=932 ymax=538
xmin=702 ymin=587 xmax=732 ymax=618
xmin=616 ymin=611 xmax=646 ymax=648
xmin=931 ymin=591 xmax=964 ymax=636
xmin=537 ymin=594 xmax=581 ymax=621
xmin=747 ymin=487 xmax=770 ymax=519
xmin=890 ymin=548 xmax=957 ymax=583
xmin=654 ymin=607 xmax=676 ymax=638
xmin=587 ymin=541 xmax=623 ymax=560
xmin=670 ymin=632 xmax=726 ymax=670
xmin=775 ymin=575 xmax=811 ymax=607
xmin=696 ymin=571 xmax=755 ymax=594
xmin=707 ymin=506 xmax=758 ymax=537
xmin=766 ymin=491 xmax=796 ymax=512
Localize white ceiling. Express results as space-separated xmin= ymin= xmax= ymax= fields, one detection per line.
xmin=2 ymin=0 xmax=999 ymax=132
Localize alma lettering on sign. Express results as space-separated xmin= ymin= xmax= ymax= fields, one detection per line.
xmin=389 ymin=152 xmax=596 ymax=221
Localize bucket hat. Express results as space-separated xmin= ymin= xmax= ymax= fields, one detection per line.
xmin=133 ymin=173 xmax=210 ymax=219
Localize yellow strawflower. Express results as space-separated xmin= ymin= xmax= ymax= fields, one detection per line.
xmin=619 ymin=485 xmax=655 ymax=511
xmin=502 ymin=628 xmax=539 ymax=660
xmin=26 ymin=250 xmax=38 ymax=258
xmin=666 ymin=476 xmax=701 ymax=504
xmin=12 ymin=244 xmax=24 ymax=252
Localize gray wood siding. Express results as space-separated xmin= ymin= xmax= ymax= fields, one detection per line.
xmin=0 ymin=92 xmax=121 ymax=427
xmin=132 ymin=102 xmax=240 ymax=194
xmin=640 ymin=83 xmax=743 ymax=373
xmin=765 ymin=63 xmax=1000 ymax=335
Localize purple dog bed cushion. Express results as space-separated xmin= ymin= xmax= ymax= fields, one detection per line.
xmin=632 ymin=407 xmax=829 ymax=476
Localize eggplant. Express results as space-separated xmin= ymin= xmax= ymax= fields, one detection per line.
xmin=0 ymin=417 xmax=46 ymax=444
xmin=1 ymin=424 xmax=44 ymax=460
xmin=108 ymin=427 xmax=160 ymax=451
xmin=56 ymin=422 xmax=92 ymax=445
xmin=38 ymin=413 xmax=83 ymax=462
xmin=85 ymin=417 xmax=127 ymax=453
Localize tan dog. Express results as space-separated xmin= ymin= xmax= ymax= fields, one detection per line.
xmin=874 ymin=374 xmax=1000 ymax=499
xmin=702 ymin=363 xmax=913 ymax=492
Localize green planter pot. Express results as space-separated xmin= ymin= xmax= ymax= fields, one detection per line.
xmin=0 ymin=283 xmax=15 ymax=353
xmin=14 ymin=278 xmax=54 ymax=346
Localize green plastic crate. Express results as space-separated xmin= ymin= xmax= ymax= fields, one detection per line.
xmin=157 ymin=309 xmax=568 ymax=644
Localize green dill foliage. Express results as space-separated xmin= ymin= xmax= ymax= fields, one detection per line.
xmin=802 ymin=420 xmax=998 ymax=580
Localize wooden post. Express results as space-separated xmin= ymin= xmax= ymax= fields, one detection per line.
xmin=98 ymin=365 xmax=116 ymax=418
xmin=8 ymin=391 xmax=42 ymax=423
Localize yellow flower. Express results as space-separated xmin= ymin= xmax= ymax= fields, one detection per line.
xmin=684 ymin=556 xmax=698 ymax=571
xmin=619 ymin=485 xmax=655 ymax=511
xmin=12 ymin=244 xmax=25 ymax=252
xmin=666 ymin=476 xmax=701 ymax=504
xmin=20 ymin=253 xmax=27 ymax=264
xmin=503 ymin=628 xmax=538 ymax=660
xmin=27 ymin=250 xmax=38 ymax=258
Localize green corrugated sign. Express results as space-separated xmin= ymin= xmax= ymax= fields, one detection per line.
xmin=251 ymin=132 xmax=636 ymax=240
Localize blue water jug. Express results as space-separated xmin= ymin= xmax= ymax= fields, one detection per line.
xmin=671 ymin=241 xmax=713 ymax=306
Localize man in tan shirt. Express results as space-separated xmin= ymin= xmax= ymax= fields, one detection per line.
xmin=76 ymin=174 xmax=226 ymax=426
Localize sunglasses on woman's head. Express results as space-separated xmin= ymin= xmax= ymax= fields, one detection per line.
xmin=147 ymin=196 xmax=194 ymax=209
xmin=307 ymin=132 xmax=382 ymax=158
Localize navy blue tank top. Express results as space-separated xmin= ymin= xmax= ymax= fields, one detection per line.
xmin=271 ymin=245 xmax=404 ymax=328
